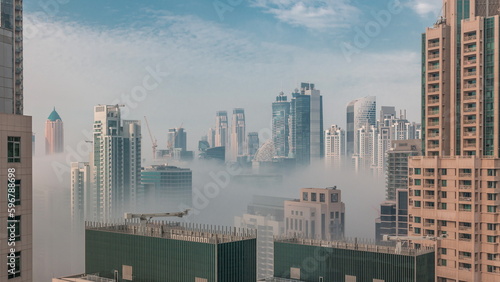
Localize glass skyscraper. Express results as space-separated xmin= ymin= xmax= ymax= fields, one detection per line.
xmin=272 ymin=92 xmax=290 ymax=157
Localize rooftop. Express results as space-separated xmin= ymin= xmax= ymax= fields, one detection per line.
xmin=274 ymin=237 xmax=434 ymax=257
xmin=53 ymin=274 xmax=114 ymax=282
xmin=47 ymin=107 xmax=62 ymax=121
xmin=86 ymin=221 xmax=256 ymax=244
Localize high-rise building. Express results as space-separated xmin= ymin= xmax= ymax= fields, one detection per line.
xmin=386 ymin=140 xmax=422 ymax=200
xmin=408 ymin=1 xmax=500 ymax=280
xmin=289 ymin=83 xmax=323 ymax=165
xmin=272 ymin=92 xmax=290 ymax=157
xmin=380 ymin=106 xmax=396 ymax=122
xmin=167 ymin=127 xmax=187 ymax=151
xmin=324 ymin=125 xmax=345 ymax=169
xmin=140 ymin=165 xmax=192 ymax=211
xmin=230 ymin=108 xmax=245 ymax=161
xmin=44 ymin=107 xmax=64 ymax=154
xmin=271 ymin=237 xmax=435 ymax=282
xmin=284 ymin=187 xmax=345 ymax=241
xmin=91 ymin=105 xmax=141 ymax=221
xmin=246 ymin=131 xmax=259 ymax=157
xmin=85 ymin=221 xmax=257 ymax=281
xmin=215 ymin=111 xmax=228 ymax=147
xmin=346 ymin=96 xmax=376 ymax=157
xmin=207 ymin=127 xmax=215 ymax=148
xmin=0 ymin=1 xmax=31 ymax=281
xmin=70 ymin=162 xmax=90 ymax=227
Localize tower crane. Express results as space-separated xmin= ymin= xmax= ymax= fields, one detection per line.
xmin=124 ymin=209 xmax=190 ymax=225
xmin=383 ymin=234 xmax=448 ymax=254
xmin=144 ymin=116 xmax=158 ymax=159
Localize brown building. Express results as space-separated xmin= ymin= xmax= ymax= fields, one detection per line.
xmin=408 ymin=1 xmax=500 ymax=281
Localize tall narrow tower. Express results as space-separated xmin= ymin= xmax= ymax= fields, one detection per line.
xmin=408 ymin=1 xmax=500 ymax=280
xmin=45 ymin=107 xmax=64 ymax=154
xmin=215 ymin=111 xmax=228 ymax=147
xmin=272 ymin=92 xmax=290 ymax=157
xmin=230 ymin=108 xmax=245 ymax=161
xmin=0 ymin=1 xmax=33 ymax=281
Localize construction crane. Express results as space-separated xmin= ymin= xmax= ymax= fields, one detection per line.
xmin=383 ymin=234 xmax=448 ymax=254
xmin=144 ymin=116 xmax=158 ymax=159
xmin=124 ymin=209 xmax=190 ymax=224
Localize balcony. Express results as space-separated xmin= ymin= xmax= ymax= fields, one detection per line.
xmin=459 ymin=197 xmax=472 ymax=201
xmin=464 ymin=35 xmax=477 ymax=41
xmin=429 ymin=42 xmax=440 ymax=48
xmin=463 ymin=131 xmax=476 ymax=137
xmin=428 ymin=87 xmax=440 ymax=93
xmin=423 ymin=222 xmax=434 ymax=227
xmin=464 ymin=47 xmax=477 ymax=53
xmin=463 ymin=119 xmax=476 ymax=124
xmin=429 ymin=65 xmax=440 ymax=70
xmin=428 ymin=98 xmax=439 ymax=105
xmin=428 ymin=121 xmax=440 ymax=126
xmin=464 ymin=107 xmax=477 ymax=112
xmin=459 ymin=225 xmax=472 ymax=230
xmin=428 ymin=143 xmax=439 ymax=149
xmin=463 ymin=94 xmax=477 ymax=100
xmin=463 ymin=143 xmax=476 ymax=148
xmin=459 ymin=255 xmax=472 ymax=260
xmin=459 ymin=185 xmax=472 ymax=190
xmin=464 ymin=71 xmax=477 ymax=77
xmin=459 ymin=237 xmax=472 ymax=242
xmin=428 ymin=53 xmax=440 ymax=59
xmin=428 ymin=132 xmax=439 ymax=138
xmin=464 ymin=59 xmax=477 ymax=65
xmin=428 ymin=76 xmax=440 ymax=81
xmin=464 ymin=83 xmax=477 ymax=89
xmin=428 ymin=110 xmax=440 ymax=115
xmin=459 ymin=172 xmax=472 ymax=177
xmin=424 ymin=195 xmax=435 ymax=199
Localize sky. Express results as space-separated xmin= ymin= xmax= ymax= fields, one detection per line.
xmin=24 ymin=0 xmax=443 ymax=160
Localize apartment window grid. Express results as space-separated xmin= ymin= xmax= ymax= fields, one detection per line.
xmin=7 ymin=136 xmax=21 ymax=163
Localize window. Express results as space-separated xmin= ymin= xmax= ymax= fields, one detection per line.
xmin=414 ymin=217 xmax=421 ymax=223
xmin=487 ymin=223 xmax=497 ymax=231
xmin=487 ymin=193 xmax=497 ymax=200
xmin=414 ymin=227 xmax=421 ymax=234
xmin=441 ymin=248 xmax=447 ymax=255
xmin=414 ymin=201 xmax=421 ymax=207
xmin=414 ymin=168 xmax=421 ymax=175
xmin=439 ymin=259 xmax=447 ymax=266
xmin=303 ymin=192 xmax=308 ymax=201
xmin=330 ymin=193 xmax=338 ymax=203
xmin=414 ymin=190 xmax=421 ymax=196
xmin=7 ymin=251 xmax=20 ymax=279
xmin=441 ymin=169 xmax=447 ymax=175
xmin=441 ymin=180 xmax=447 ymax=187
xmin=488 ymin=181 xmax=497 ymax=188
xmin=414 ymin=179 xmax=421 ymax=185
xmin=488 ymin=169 xmax=496 ymax=176
xmin=330 ymin=212 xmax=334 ymax=219
xmin=487 ymin=253 xmax=497 ymax=260
xmin=319 ymin=193 xmax=325 ymax=203
xmin=7 ymin=137 xmax=21 ymax=163
xmin=441 ymin=191 xmax=447 ymax=198
xmin=311 ymin=193 xmax=317 ymax=202
xmin=487 ymin=265 xmax=496 ymax=273
xmin=440 ymin=203 xmax=447 ymax=210
xmin=439 ymin=220 xmax=447 ymax=226
xmin=487 ymin=206 xmax=497 ymax=213
xmin=487 ymin=235 xmax=497 ymax=243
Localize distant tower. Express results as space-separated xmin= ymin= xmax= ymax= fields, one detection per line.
xmin=167 ymin=127 xmax=187 ymax=151
xmin=215 ymin=111 xmax=228 ymax=147
xmin=346 ymin=96 xmax=376 ymax=157
xmin=231 ymin=108 xmax=246 ymax=161
xmin=272 ymin=92 xmax=290 ymax=157
xmin=45 ymin=107 xmax=64 ymax=154
xmin=324 ymin=125 xmax=345 ymax=169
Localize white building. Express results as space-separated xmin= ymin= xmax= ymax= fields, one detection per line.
xmin=215 ymin=111 xmax=228 ymax=147
xmin=324 ymin=125 xmax=345 ymax=169
xmin=230 ymin=108 xmax=245 ymax=161
xmin=70 ymin=162 xmax=90 ymax=227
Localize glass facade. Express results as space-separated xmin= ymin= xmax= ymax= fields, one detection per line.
xmin=273 ymin=241 xmax=435 ymax=282
xmin=483 ymin=17 xmax=495 ymax=155
xmin=272 ymin=94 xmax=290 ymax=157
xmin=0 ymin=0 xmax=13 ymax=30
xmin=289 ymin=92 xmax=311 ymax=164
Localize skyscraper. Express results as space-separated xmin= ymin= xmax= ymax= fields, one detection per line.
xmin=0 ymin=1 xmax=32 ymax=280
xmin=215 ymin=111 xmax=228 ymax=147
xmin=408 ymin=1 xmax=500 ymax=280
xmin=70 ymin=162 xmax=90 ymax=226
xmin=230 ymin=108 xmax=245 ymax=161
xmin=289 ymin=83 xmax=323 ymax=165
xmin=246 ymin=131 xmax=259 ymax=157
xmin=207 ymin=127 xmax=215 ymax=148
xmin=91 ymin=105 xmax=141 ymax=221
xmin=167 ymin=127 xmax=187 ymax=151
xmin=324 ymin=125 xmax=345 ymax=169
xmin=346 ymin=96 xmax=376 ymax=157
xmin=45 ymin=107 xmax=64 ymax=154
xmin=272 ymin=92 xmax=290 ymax=157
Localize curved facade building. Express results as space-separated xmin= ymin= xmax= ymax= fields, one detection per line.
xmin=346 ymin=96 xmax=376 ymax=156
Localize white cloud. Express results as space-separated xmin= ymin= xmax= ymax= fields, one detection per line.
xmin=410 ymin=0 xmax=442 ymax=17
xmin=250 ymin=0 xmax=360 ymax=30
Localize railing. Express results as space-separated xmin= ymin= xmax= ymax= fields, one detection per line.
xmin=428 ymin=132 xmax=439 ymax=137
xmin=428 ymin=110 xmax=440 ymax=115
xmin=459 ymin=197 xmax=472 ymax=201
xmin=464 ymin=35 xmax=477 ymax=41
xmin=464 ymin=71 xmax=477 ymax=77
xmin=459 ymin=185 xmax=472 ymax=190
xmin=464 ymin=59 xmax=477 ymax=65
xmin=429 ymin=42 xmax=440 ymax=48
xmin=459 ymin=237 xmax=472 ymax=242
xmin=464 ymin=83 xmax=477 ymax=89
xmin=428 ymin=76 xmax=440 ymax=81
xmin=428 ymin=53 xmax=440 ymax=59
xmin=424 ymin=205 xmax=435 ymax=209
xmin=463 ymin=143 xmax=476 ymax=148
xmin=459 ymin=173 xmax=472 ymax=177
xmin=424 ymin=195 xmax=435 ymax=199
xmin=463 ymin=119 xmax=476 ymax=124
xmin=428 ymin=143 xmax=440 ymax=148
xmin=459 ymin=225 xmax=472 ymax=230
xmin=464 ymin=47 xmax=477 ymax=53
xmin=463 ymin=131 xmax=476 ymax=136
xmin=423 ymin=222 xmax=434 ymax=227
xmin=428 ymin=87 xmax=440 ymax=93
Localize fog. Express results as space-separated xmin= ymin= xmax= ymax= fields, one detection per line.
xmin=33 ymin=150 xmax=384 ymax=281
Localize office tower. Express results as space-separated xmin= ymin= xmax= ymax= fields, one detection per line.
xmin=215 ymin=111 xmax=228 ymax=147
xmin=207 ymin=127 xmax=215 ymax=147
xmin=167 ymin=127 xmax=187 ymax=151
xmin=324 ymin=125 xmax=345 ymax=169
xmin=289 ymin=83 xmax=323 ymax=165
xmin=284 ymin=187 xmax=345 ymax=241
xmin=140 ymin=165 xmax=192 ymax=211
xmin=247 ymin=131 xmax=259 ymax=157
xmin=346 ymin=96 xmax=376 ymax=157
xmin=91 ymin=105 xmax=141 ymax=221
xmin=70 ymin=162 xmax=91 ymax=227
xmin=272 ymin=237 xmax=435 ymax=282
xmin=234 ymin=195 xmax=289 ymax=279
xmin=0 ymin=1 xmax=32 ymax=281
xmin=44 ymin=107 xmax=64 ymax=154
xmin=272 ymin=91 xmax=290 ymax=157
xmin=230 ymin=108 xmax=245 ymax=161
xmin=85 ymin=221 xmax=257 ymax=281
xmin=408 ymin=1 xmax=500 ymax=280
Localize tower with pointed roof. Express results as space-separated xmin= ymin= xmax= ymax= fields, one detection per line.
xmin=45 ymin=107 xmax=64 ymax=155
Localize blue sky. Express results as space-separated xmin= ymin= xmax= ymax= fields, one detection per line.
xmin=24 ymin=0 xmax=442 ymax=160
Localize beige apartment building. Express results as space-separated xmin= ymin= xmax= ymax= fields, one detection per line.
xmin=284 ymin=187 xmax=345 ymax=241
xmin=408 ymin=0 xmax=500 ymax=281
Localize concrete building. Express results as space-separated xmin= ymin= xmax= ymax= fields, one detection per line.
xmin=215 ymin=111 xmax=228 ymax=147
xmin=70 ymin=162 xmax=90 ymax=227
xmin=45 ymin=107 xmax=64 ymax=154
xmin=324 ymin=124 xmax=345 ymax=169
xmin=346 ymin=96 xmax=376 ymax=157
xmin=0 ymin=1 xmax=32 ymax=281
xmin=85 ymin=221 xmax=256 ymax=281
xmin=230 ymin=108 xmax=245 ymax=161
xmin=285 ymin=187 xmax=345 ymax=241
xmin=140 ymin=165 xmax=192 ymax=212
xmin=207 ymin=127 xmax=215 ymax=148
xmin=272 ymin=92 xmax=290 ymax=158
xmin=234 ymin=195 xmax=289 ymax=280
xmin=91 ymin=105 xmax=141 ymax=221
xmin=386 ymin=140 xmax=422 ymax=200
xmin=270 ymin=237 xmax=435 ymax=282
xmin=167 ymin=127 xmax=187 ymax=152
xmin=289 ymin=83 xmax=324 ymax=165
xmin=407 ymin=1 xmax=500 ymax=280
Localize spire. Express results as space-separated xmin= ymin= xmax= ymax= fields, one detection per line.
xmin=47 ymin=107 xmax=62 ymax=121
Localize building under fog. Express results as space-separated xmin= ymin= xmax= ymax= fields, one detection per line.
xmin=70 ymin=162 xmax=90 ymax=227
xmin=45 ymin=107 xmax=64 ymax=155
xmin=272 ymin=92 xmax=290 ymax=157
xmin=324 ymin=125 xmax=345 ymax=169
xmin=215 ymin=111 xmax=228 ymax=147
xmin=346 ymin=96 xmax=376 ymax=157
xmin=85 ymin=221 xmax=257 ymax=281
xmin=230 ymin=108 xmax=246 ymax=161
